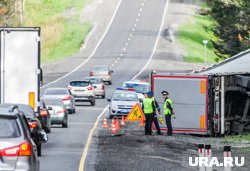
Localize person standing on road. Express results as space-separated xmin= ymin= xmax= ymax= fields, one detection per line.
xmin=142 ymin=92 xmax=155 ymax=135
xmin=162 ymin=91 xmax=174 ymax=136
xmin=151 ymin=95 xmax=163 ymax=135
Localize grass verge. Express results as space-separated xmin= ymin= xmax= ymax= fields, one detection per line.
xmin=178 ymin=9 xmax=218 ymax=63
xmin=23 ymin=0 xmax=91 ymax=63
xmin=223 ymin=133 xmax=250 ymax=143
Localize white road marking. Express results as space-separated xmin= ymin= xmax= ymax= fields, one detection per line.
xmin=140 ymin=8 xmax=143 ymax=12
xmin=141 ymin=3 xmax=144 ymax=6
xmin=115 ymin=60 xmax=118 ymax=63
xmin=120 ymin=53 xmax=124 ymax=56
xmin=130 ymin=33 xmax=133 ymax=37
xmin=123 ymin=48 xmax=126 ymax=51
xmin=132 ymin=0 xmax=169 ymax=80
xmin=117 ymin=57 xmax=120 ymax=60
xmin=69 ymin=122 xmax=95 ymax=125
xmin=125 ymin=42 xmax=128 ymax=46
xmin=134 ymin=23 xmax=137 ymax=27
xmin=138 ymin=13 xmax=141 ymax=17
xmin=111 ymin=64 xmax=115 ymax=67
xmin=79 ymin=1 xmax=170 ymax=171
xmin=128 ymin=38 xmax=131 ymax=41
xmin=132 ymin=28 xmax=135 ymax=32
xmin=136 ymin=18 xmax=139 ymax=22
xmin=42 ymin=0 xmax=122 ymax=88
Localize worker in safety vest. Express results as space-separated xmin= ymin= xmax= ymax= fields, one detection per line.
xmin=162 ymin=91 xmax=174 ymax=136
xmin=142 ymin=91 xmax=155 ymax=135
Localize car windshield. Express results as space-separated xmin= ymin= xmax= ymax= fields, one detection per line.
xmin=43 ymin=99 xmax=63 ymax=106
xmin=45 ymin=89 xmax=68 ymax=95
xmin=93 ymin=66 xmax=108 ymax=72
xmin=70 ymin=81 xmax=89 ymax=87
xmin=112 ymin=92 xmax=138 ymax=101
xmin=85 ymin=78 xmax=102 ymax=84
xmin=123 ymin=83 xmax=151 ymax=93
xmin=0 ymin=117 xmax=21 ymax=138
xmin=17 ymin=105 xmax=35 ymax=119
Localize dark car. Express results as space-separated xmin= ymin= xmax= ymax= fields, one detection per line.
xmin=38 ymin=100 xmax=52 ymax=133
xmin=0 ymin=105 xmax=46 ymax=170
xmin=0 ymin=104 xmax=48 ymax=156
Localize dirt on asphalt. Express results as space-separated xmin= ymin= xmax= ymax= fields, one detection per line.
xmin=93 ymin=122 xmax=250 ymax=171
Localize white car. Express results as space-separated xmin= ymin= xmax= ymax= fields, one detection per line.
xmin=68 ymin=80 xmax=96 ymax=106
xmin=107 ymin=89 xmax=140 ymax=119
xmin=84 ymin=77 xmax=106 ymax=98
xmin=89 ymin=65 xmax=113 ymax=85
xmin=43 ymin=88 xmax=76 ymax=114
xmin=122 ymin=80 xmax=151 ymax=101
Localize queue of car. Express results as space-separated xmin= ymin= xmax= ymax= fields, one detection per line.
xmin=0 ymin=64 xmax=153 ymax=170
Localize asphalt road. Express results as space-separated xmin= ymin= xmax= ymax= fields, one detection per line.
xmin=40 ymin=0 xmax=168 ymax=171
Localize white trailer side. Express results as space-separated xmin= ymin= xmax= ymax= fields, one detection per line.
xmin=0 ymin=27 xmax=41 ymax=112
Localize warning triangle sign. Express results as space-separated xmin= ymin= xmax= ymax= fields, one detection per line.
xmin=125 ymin=103 xmax=145 ymax=121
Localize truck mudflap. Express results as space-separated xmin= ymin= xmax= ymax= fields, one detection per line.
xmin=152 ymin=74 xmax=209 ymax=135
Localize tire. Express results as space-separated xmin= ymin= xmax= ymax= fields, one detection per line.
xmin=62 ymin=118 xmax=68 ymax=128
xmin=90 ymin=99 xmax=95 ymax=106
xmin=37 ymin=143 xmax=42 ymax=157
xmin=45 ymin=127 xmax=51 ymax=133
xmin=101 ymin=94 xmax=105 ymax=99
xmin=109 ymin=114 xmax=113 ymax=119
xmin=73 ymin=108 xmax=76 ymax=113
xmin=109 ymin=81 xmax=112 ymax=85
xmin=68 ymin=109 xmax=73 ymax=114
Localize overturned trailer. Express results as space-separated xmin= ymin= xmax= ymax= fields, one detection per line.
xmin=152 ymin=50 xmax=250 ymax=135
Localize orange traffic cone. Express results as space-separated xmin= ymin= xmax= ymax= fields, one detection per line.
xmin=102 ymin=117 xmax=109 ymax=128
xmin=110 ymin=118 xmax=115 ymax=129
xmin=115 ymin=117 xmax=120 ymax=131
xmin=111 ymin=125 xmax=117 ymax=134
xmin=121 ymin=115 xmax=126 ymax=126
xmin=139 ymin=119 xmax=144 ymax=127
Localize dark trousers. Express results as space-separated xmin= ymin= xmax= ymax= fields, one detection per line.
xmin=145 ymin=114 xmax=154 ymax=135
xmin=165 ymin=115 xmax=172 ymax=135
xmin=153 ymin=114 xmax=161 ymax=134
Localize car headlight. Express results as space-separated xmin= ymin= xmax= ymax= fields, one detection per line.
xmin=111 ymin=104 xmax=118 ymax=111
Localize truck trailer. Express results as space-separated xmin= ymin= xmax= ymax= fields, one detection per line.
xmin=151 ymin=50 xmax=250 ymax=135
xmin=0 ymin=27 xmax=42 ymax=112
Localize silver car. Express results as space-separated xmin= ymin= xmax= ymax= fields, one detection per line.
xmin=0 ymin=105 xmax=41 ymax=171
xmin=42 ymin=98 xmax=68 ymax=128
xmin=43 ymin=88 xmax=76 ymax=114
xmin=84 ymin=77 xmax=106 ymax=98
xmin=107 ymin=89 xmax=140 ymax=119
xmin=89 ymin=65 xmax=113 ymax=85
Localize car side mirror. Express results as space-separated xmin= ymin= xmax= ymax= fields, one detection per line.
xmin=38 ymin=130 xmax=48 ymax=143
xmin=110 ymin=70 xmax=114 ymax=73
xmin=47 ymin=107 xmax=52 ymax=110
xmin=107 ymin=99 xmax=111 ymax=102
xmin=94 ymin=86 xmax=97 ymax=88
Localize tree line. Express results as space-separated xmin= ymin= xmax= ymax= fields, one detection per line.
xmin=207 ymin=0 xmax=250 ymax=61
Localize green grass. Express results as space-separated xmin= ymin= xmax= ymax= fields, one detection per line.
xmin=223 ymin=133 xmax=250 ymax=143
xmin=24 ymin=0 xmax=91 ymax=63
xmin=178 ymin=14 xmax=218 ymax=63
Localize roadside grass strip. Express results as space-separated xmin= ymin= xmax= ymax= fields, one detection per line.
xmin=24 ymin=0 xmax=91 ymax=63
xmin=178 ymin=14 xmax=218 ymax=63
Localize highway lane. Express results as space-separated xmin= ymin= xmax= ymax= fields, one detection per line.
xmin=40 ymin=0 xmax=168 ymax=170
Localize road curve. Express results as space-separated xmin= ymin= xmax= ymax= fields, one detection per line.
xmin=40 ymin=0 xmax=168 ymax=171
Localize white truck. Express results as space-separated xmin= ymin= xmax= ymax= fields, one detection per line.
xmin=151 ymin=50 xmax=250 ymax=136
xmin=0 ymin=27 xmax=42 ymax=112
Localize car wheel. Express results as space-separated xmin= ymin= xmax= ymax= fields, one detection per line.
xmin=109 ymin=114 xmax=113 ymax=119
xmin=101 ymin=94 xmax=105 ymax=99
xmin=90 ymin=99 xmax=95 ymax=106
xmin=73 ymin=108 xmax=76 ymax=113
xmin=109 ymin=81 xmax=112 ymax=85
xmin=62 ymin=118 xmax=68 ymax=128
xmin=45 ymin=127 xmax=51 ymax=133
xmin=37 ymin=143 xmax=42 ymax=157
